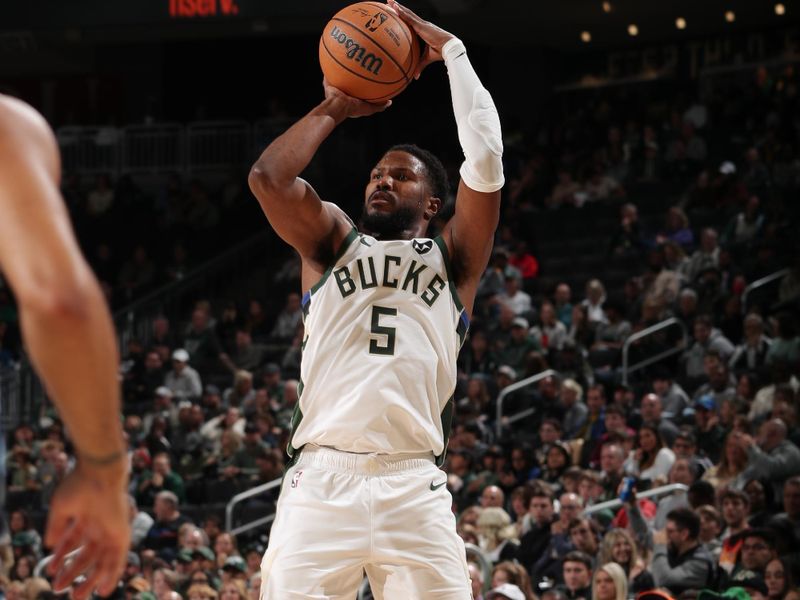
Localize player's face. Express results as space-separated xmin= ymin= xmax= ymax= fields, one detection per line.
xmin=363 ymin=151 xmax=432 ymax=237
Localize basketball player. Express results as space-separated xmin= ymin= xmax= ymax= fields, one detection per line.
xmin=249 ymin=1 xmax=503 ymax=597
xmin=0 ymin=95 xmax=129 ymax=598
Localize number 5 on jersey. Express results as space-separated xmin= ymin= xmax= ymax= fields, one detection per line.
xmin=370 ymin=305 xmax=397 ymax=356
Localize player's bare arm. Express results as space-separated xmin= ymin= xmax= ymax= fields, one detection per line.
xmin=0 ymin=94 xmax=129 ymax=599
xmin=390 ymin=0 xmax=504 ymax=316
xmin=248 ymin=86 xmax=391 ymax=290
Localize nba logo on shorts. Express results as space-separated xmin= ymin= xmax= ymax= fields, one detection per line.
xmin=290 ymin=470 xmax=303 ymax=488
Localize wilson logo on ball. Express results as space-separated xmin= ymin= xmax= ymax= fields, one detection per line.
xmin=329 ymin=25 xmax=384 ymax=75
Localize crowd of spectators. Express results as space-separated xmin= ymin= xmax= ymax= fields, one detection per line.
xmin=2 ymin=57 xmax=800 ymax=600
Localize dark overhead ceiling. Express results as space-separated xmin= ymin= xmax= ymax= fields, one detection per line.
xmin=1 ymin=0 xmax=797 ymax=50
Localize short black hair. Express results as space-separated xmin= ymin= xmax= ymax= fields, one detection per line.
xmin=388 ymin=143 xmax=450 ymax=201
xmin=667 ymin=507 xmax=701 ymax=539
xmin=563 ymin=550 xmax=593 ymax=570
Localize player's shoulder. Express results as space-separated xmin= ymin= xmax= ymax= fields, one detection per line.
xmin=0 ymin=94 xmax=57 ymax=154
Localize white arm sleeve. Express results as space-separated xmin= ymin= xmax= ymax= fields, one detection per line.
xmin=443 ymin=37 xmax=504 ymax=193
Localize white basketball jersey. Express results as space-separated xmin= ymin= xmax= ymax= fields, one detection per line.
xmin=288 ymin=229 xmax=469 ymax=463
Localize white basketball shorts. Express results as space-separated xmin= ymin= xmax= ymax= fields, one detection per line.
xmin=260 ymin=444 xmax=472 ymax=599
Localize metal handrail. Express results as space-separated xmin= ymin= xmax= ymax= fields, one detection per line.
xmin=464 ymin=542 xmax=493 ymax=595
xmin=495 ymin=369 xmax=559 ymax=438
xmin=742 ymin=268 xmax=790 ymax=314
xmin=225 ymin=477 xmax=282 ymax=538
xmin=583 ymin=483 xmax=688 ymax=516
xmin=355 ymin=542 xmax=493 ymax=598
xmin=621 ymin=317 xmax=687 ymax=386
xmin=34 ymin=547 xmax=81 ymax=580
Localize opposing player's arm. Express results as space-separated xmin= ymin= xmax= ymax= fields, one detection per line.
xmin=248 ymin=90 xmax=390 ymax=267
xmin=0 ymin=95 xmax=129 ymax=599
xmin=0 ymin=96 xmax=125 ymax=465
xmin=390 ymin=1 xmax=504 ymax=314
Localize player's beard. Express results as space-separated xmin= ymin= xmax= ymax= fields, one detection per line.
xmin=360 ymin=205 xmax=418 ymax=240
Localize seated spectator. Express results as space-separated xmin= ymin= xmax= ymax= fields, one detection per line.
xmin=223 ymin=370 xmax=256 ymax=409
xmin=598 ymin=528 xmax=655 ymax=595
xmin=584 ymin=163 xmax=625 ymax=203
xmin=721 ymin=195 xmax=765 ymax=252
xmin=718 ymin=488 xmax=752 ymax=575
xmin=582 ymin=279 xmax=607 ymax=327
xmin=142 ymin=491 xmax=193 ymax=562
xmin=607 ymin=203 xmax=645 ymax=260
xmin=559 ymin=379 xmax=587 ymax=440
xmin=729 ymin=314 xmax=772 ymax=377
xmin=531 ymin=493 xmax=585 ymax=584
xmin=554 ymin=283 xmax=574 ymax=329
xmin=696 ymin=504 xmax=724 ymax=559
xmin=672 ymin=431 xmax=713 ymax=478
xmin=267 ymin=292 xmax=302 ymax=345
xmin=546 ymin=167 xmax=581 ymax=209
xmin=490 ymin=560 xmax=537 ymax=599
xmin=231 ymin=329 xmax=268 ymax=373
xmin=508 ymin=241 xmax=539 ymax=291
xmin=589 ymin=297 xmax=631 ymax=370
xmin=655 ymin=207 xmax=694 ymax=251
xmin=567 ymin=517 xmax=600 ymax=559
xmin=477 ymin=507 xmax=520 ymax=564
xmin=592 ymin=562 xmax=628 ymax=600
xmin=639 ymin=393 xmax=680 ymax=448
xmin=763 ymin=557 xmax=799 ymax=600
xmin=555 ymin=551 xmax=594 ymax=599
xmin=137 ymin=452 xmax=187 ymax=507
xmin=681 ymin=316 xmax=735 ymax=389
xmin=517 ymin=486 xmax=556 ymax=572
xmin=686 ymin=228 xmax=720 ymax=284
xmin=735 ymin=419 xmax=800 ymax=497
xmin=567 ymin=304 xmax=595 ymax=351
xmin=165 ymin=348 xmax=203 ymax=402
xmin=499 ymin=270 xmax=533 ymax=317
xmin=651 ymin=368 xmax=690 ymax=422
xmin=531 ymin=301 xmax=567 ymax=354
xmin=703 ymin=432 xmax=749 ymax=492
xmin=692 ymin=360 xmax=737 ymax=411
xmin=653 ymin=458 xmax=695 ymax=529
xmin=624 ymin=424 xmax=675 ymax=486
xmin=650 ymin=507 xmax=716 ymax=596
xmin=495 ymin=317 xmax=540 ymax=374
xmin=765 ymin=312 xmax=800 ymax=367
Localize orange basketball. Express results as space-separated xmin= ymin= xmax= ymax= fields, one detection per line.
xmin=319 ymin=1 xmax=421 ymax=102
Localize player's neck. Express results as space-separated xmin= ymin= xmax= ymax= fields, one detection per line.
xmin=361 ymin=225 xmax=429 ymax=241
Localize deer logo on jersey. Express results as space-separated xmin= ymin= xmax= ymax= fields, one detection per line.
xmin=412 ymin=239 xmax=433 ymax=255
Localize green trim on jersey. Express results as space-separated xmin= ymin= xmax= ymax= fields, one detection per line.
xmin=308 ymin=228 xmax=360 ymax=297
xmin=433 ymin=236 xmax=465 ymax=313
xmin=435 ymin=395 xmax=455 ymax=467
xmin=286 ymin=378 xmax=305 ymax=462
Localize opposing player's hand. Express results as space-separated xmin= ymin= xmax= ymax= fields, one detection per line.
xmin=45 ymin=462 xmax=130 ymax=600
xmin=386 ymin=0 xmax=455 ymax=78
xmin=322 ymin=78 xmax=392 ymax=117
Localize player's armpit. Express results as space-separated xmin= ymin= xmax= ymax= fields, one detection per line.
xmin=445 ymin=180 xmax=500 ymax=284
xmin=247 ymin=169 xmax=350 ymax=264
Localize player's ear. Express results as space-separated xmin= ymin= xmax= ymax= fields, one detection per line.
xmin=424 ymin=195 xmax=441 ymax=221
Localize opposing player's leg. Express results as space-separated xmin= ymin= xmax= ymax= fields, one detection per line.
xmin=260 ymin=459 xmax=368 ymax=600
xmin=368 ymin=462 xmax=472 ymax=600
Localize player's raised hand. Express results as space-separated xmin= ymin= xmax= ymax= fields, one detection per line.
xmin=386 ymin=0 xmax=455 ymax=78
xmin=45 ymin=462 xmax=130 ymax=600
xmin=322 ymin=77 xmax=392 ymax=117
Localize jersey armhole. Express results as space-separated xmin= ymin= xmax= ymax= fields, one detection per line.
xmin=305 ymin=227 xmax=360 ymax=297
xmin=433 ymin=235 xmax=468 ymax=322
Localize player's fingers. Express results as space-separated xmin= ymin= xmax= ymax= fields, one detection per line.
xmin=388 ymin=0 xmax=423 ymax=23
xmin=52 ymin=541 xmax=97 ymax=591
xmin=95 ymin=544 xmax=125 ymax=598
xmin=47 ymin=518 xmax=83 ymax=577
xmin=71 ymin=562 xmax=104 ymax=600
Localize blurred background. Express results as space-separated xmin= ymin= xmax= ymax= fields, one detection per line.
xmin=2 ymin=1 xmax=800 ymax=599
